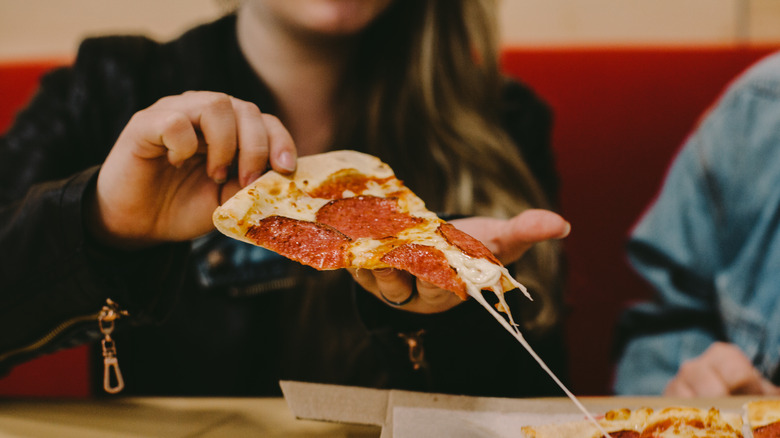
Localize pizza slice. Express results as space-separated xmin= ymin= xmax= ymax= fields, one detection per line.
xmin=212 ymin=149 xmax=526 ymax=309
xmin=521 ymin=406 xmax=744 ymax=438
xmin=213 ymin=149 xmax=602 ymax=430
xmin=746 ymin=400 xmax=780 ymax=438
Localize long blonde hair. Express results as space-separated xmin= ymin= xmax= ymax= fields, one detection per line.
xmin=334 ymin=0 xmax=563 ymax=333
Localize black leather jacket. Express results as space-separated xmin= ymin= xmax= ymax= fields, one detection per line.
xmin=0 ymin=15 xmax=566 ymax=397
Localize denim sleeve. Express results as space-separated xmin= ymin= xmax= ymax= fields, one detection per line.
xmin=612 ymin=115 xmax=725 ymax=395
xmin=614 ymin=325 xmax=717 ymax=395
xmin=614 ymin=55 xmax=780 ymax=394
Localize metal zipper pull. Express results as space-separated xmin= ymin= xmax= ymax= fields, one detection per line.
xmin=398 ymin=329 xmax=427 ymax=371
xmin=98 ymin=299 xmax=128 ymax=394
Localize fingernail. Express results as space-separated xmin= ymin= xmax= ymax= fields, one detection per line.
xmin=560 ymin=221 xmax=572 ymax=238
xmin=374 ymin=268 xmax=394 ymax=277
xmin=277 ymin=151 xmax=296 ymax=172
xmin=213 ymin=166 xmax=228 ymax=184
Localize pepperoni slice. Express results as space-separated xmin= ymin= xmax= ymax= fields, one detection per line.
xmin=316 ymin=196 xmax=423 ymax=239
xmin=437 ymin=222 xmax=500 ymax=265
xmin=245 ymin=216 xmax=350 ymax=270
xmin=307 ymin=169 xmax=392 ymax=200
xmin=380 ymin=243 xmax=468 ymax=299
xmin=754 ymin=422 xmax=780 ymax=438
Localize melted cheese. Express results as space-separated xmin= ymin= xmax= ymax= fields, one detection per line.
xmin=245 ymin=188 xmax=329 ymax=225
xmin=348 ymin=238 xmax=390 ymax=266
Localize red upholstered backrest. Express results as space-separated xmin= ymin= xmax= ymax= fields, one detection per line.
xmin=0 ymin=60 xmax=64 ymax=132
xmin=501 ymin=46 xmax=779 ymax=394
xmin=0 ymin=59 xmax=93 ymax=398
xmin=0 ymin=48 xmax=777 ymax=398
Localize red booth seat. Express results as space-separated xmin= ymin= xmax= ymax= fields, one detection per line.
xmin=0 ymin=59 xmax=93 ymax=398
xmin=0 ymin=46 xmax=778 ymax=397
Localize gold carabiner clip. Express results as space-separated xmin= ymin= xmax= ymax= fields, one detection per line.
xmin=102 ymin=338 xmax=125 ymax=393
xmin=98 ymin=299 xmax=128 ymax=394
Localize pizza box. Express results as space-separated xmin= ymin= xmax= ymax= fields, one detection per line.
xmin=280 ymin=380 xmax=759 ymax=437
xmin=281 ymin=380 xmax=591 ymax=437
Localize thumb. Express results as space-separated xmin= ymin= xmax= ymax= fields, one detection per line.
xmin=758 ymin=377 xmax=780 ymax=395
xmin=505 ymin=209 xmax=571 ymax=243
xmin=495 ymin=209 xmax=570 ymax=264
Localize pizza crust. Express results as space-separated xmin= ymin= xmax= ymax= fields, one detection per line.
xmin=290 ymin=149 xmax=394 ymax=188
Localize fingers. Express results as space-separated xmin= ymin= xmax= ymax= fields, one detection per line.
xmin=147 ymin=92 xmax=237 ymax=181
xmin=230 ymin=100 xmax=297 ymax=186
xmin=710 ymin=343 xmax=780 ymax=395
xmin=504 ymin=209 xmax=571 ymax=243
xmin=665 ymin=358 xmax=730 ymax=397
xmin=228 ymin=98 xmax=266 ymax=186
xmin=451 ymin=209 xmax=570 ymax=265
xmin=371 ymin=268 xmax=415 ymax=304
xmin=757 ymin=377 xmax=780 ymax=395
xmin=259 ymin=113 xmax=297 ymax=176
xmin=128 ymin=91 xmax=297 ymax=186
xmin=349 ymin=268 xmax=462 ymax=314
xmin=415 ymin=280 xmax=462 ymax=310
xmin=664 ymin=342 xmax=776 ymax=397
xmin=124 ymin=109 xmax=199 ymax=166
xmin=199 ymin=93 xmax=238 ymax=182
xmin=496 ymin=209 xmax=570 ymax=263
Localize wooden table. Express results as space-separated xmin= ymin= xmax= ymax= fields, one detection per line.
xmin=0 ymin=397 xmax=380 ymax=438
xmin=0 ymin=387 xmax=764 ymax=438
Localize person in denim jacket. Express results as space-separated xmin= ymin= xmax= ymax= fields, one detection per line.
xmin=613 ymin=51 xmax=780 ymax=396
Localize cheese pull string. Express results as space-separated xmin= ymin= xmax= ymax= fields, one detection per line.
xmin=469 ymin=291 xmax=613 ymax=438
xmin=99 ymin=299 xmax=129 ymax=394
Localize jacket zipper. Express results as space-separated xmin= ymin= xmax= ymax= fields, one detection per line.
xmin=0 ymin=298 xmax=128 ymax=394
xmin=98 ymin=298 xmax=128 ymax=394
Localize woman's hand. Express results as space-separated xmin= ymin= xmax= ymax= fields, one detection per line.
xmin=351 ymin=209 xmax=570 ymax=314
xmin=450 ymin=209 xmax=570 ymax=265
xmin=88 ymin=91 xmax=297 ymax=249
xmin=664 ymin=342 xmax=780 ymax=397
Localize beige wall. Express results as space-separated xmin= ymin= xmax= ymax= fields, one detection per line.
xmin=2 ymin=0 xmax=780 ymax=60
xmin=0 ymin=0 xmax=224 ymax=60
xmin=500 ymin=0 xmax=780 ymax=46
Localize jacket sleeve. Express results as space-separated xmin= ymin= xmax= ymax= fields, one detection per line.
xmin=611 ymin=127 xmax=725 ymax=395
xmin=611 ymin=64 xmax=780 ymax=394
xmin=0 ymin=39 xmax=187 ymax=374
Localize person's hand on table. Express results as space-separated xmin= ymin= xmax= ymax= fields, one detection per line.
xmin=351 ymin=209 xmax=570 ymax=314
xmin=664 ymin=342 xmax=780 ymax=397
xmin=87 ymin=91 xmax=297 ymax=249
